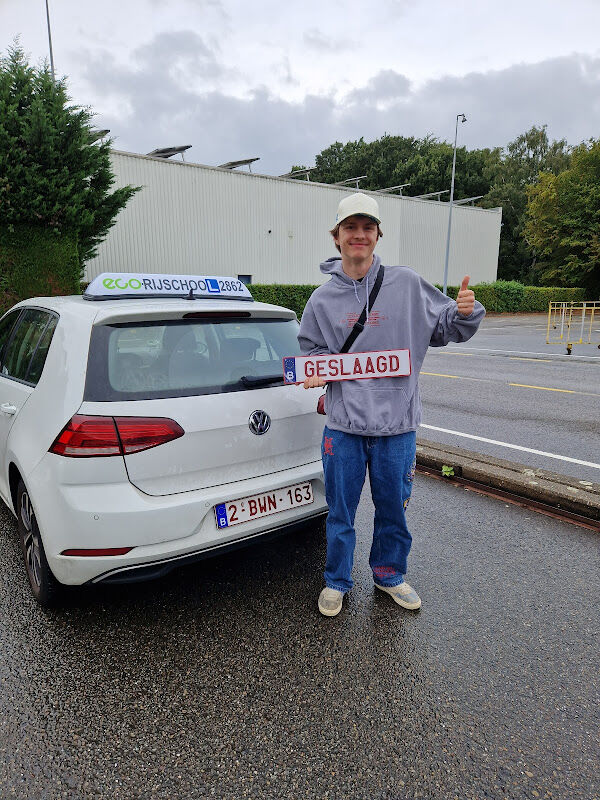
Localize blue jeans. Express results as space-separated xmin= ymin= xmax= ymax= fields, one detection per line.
xmin=321 ymin=426 xmax=416 ymax=593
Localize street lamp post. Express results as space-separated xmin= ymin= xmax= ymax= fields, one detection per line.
xmin=45 ymin=0 xmax=56 ymax=81
xmin=442 ymin=113 xmax=467 ymax=295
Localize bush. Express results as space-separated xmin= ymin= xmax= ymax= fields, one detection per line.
xmin=249 ymin=284 xmax=317 ymax=318
xmin=253 ymin=280 xmax=587 ymax=317
xmin=520 ymin=286 xmax=587 ymax=311
xmin=438 ymin=281 xmax=585 ymax=313
xmin=0 ymin=225 xmax=80 ymax=314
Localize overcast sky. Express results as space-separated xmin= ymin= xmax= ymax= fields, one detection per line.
xmin=2 ymin=0 xmax=599 ymax=175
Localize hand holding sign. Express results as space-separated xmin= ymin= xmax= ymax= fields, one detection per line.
xmin=303 ymin=375 xmax=327 ymax=389
xmin=456 ymin=275 xmax=475 ymax=317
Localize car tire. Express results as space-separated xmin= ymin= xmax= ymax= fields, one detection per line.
xmin=17 ymin=480 xmax=62 ymax=607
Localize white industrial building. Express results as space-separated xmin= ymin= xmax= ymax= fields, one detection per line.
xmin=85 ymin=150 xmax=502 ymax=287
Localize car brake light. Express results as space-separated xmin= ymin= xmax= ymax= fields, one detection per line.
xmin=115 ymin=416 xmax=184 ymax=454
xmin=50 ymin=415 xmax=122 ymax=457
xmin=50 ymin=415 xmax=184 ymax=457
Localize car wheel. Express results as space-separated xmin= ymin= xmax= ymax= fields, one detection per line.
xmin=17 ymin=480 xmax=61 ymax=607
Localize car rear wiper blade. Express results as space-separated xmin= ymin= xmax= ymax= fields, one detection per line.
xmin=240 ymin=374 xmax=284 ymax=387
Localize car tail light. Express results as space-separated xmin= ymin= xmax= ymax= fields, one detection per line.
xmin=50 ymin=415 xmax=122 ymax=457
xmin=114 ymin=417 xmax=184 ymax=454
xmin=50 ymin=415 xmax=184 ymax=457
xmin=61 ymin=548 xmax=133 ymax=556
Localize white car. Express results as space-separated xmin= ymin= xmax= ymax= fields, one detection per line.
xmin=0 ymin=273 xmax=327 ymax=605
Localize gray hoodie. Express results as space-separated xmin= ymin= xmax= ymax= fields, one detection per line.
xmin=298 ymin=254 xmax=485 ymax=436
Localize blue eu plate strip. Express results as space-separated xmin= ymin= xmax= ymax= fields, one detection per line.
xmin=215 ymin=503 xmax=229 ymax=528
xmin=283 ymin=357 xmax=297 ymax=384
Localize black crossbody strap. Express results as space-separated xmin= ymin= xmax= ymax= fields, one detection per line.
xmin=339 ymin=265 xmax=385 ymax=354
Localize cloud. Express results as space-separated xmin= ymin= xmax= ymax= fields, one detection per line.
xmin=276 ymin=54 xmax=298 ymax=87
xmin=133 ymin=30 xmax=232 ymax=83
xmin=302 ymin=28 xmax=355 ymax=51
xmin=80 ymin=42 xmax=600 ymax=175
xmin=346 ymin=70 xmax=411 ymax=105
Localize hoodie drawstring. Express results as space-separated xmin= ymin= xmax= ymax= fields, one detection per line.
xmin=352 ymin=274 xmax=370 ymax=316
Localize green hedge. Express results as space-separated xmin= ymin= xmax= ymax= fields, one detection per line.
xmin=0 ymin=225 xmax=80 ymax=315
xmin=250 ymin=280 xmax=587 ymax=316
xmin=249 ymin=284 xmax=317 ymax=318
xmin=437 ymin=281 xmax=586 ymax=312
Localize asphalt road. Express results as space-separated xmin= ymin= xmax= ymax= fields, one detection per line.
xmin=1 ymin=474 xmax=598 ymax=800
xmin=446 ymin=313 xmax=600 ymax=361
xmin=421 ymin=314 xmax=600 ymax=484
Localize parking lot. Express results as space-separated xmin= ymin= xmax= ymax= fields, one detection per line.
xmin=1 ymin=470 xmax=598 ymax=800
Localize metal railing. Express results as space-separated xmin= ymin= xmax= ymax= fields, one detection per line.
xmin=547 ymin=301 xmax=600 ymax=354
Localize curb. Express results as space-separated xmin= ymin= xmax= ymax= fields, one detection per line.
xmin=416 ymin=439 xmax=600 ymax=524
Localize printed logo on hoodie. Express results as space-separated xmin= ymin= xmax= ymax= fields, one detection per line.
xmin=342 ymin=310 xmax=387 ymax=328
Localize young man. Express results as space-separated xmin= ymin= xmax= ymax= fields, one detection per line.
xmin=298 ymin=192 xmax=485 ymax=617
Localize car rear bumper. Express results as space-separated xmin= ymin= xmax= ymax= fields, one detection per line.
xmin=27 ymin=456 xmax=327 ymax=585
xmin=93 ymin=510 xmax=327 ymax=585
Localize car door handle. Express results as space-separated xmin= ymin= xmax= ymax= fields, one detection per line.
xmin=0 ymin=403 xmax=17 ymax=415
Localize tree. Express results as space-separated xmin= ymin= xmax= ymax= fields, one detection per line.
xmin=480 ymin=126 xmax=571 ymax=282
xmin=308 ymin=134 xmax=500 ymax=201
xmin=0 ymin=45 xmax=139 ymax=282
xmin=525 ymin=140 xmax=600 ymax=297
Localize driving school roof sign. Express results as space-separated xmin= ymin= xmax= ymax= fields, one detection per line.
xmin=83 ymin=273 xmax=253 ymax=301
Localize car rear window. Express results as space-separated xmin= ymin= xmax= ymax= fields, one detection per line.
xmin=84 ymin=316 xmax=302 ymax=401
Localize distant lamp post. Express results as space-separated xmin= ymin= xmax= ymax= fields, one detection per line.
xmin=45 ymin=0 xmax=56 ymax=81
xmin=442 ymin=113 xmax=467 ymax=295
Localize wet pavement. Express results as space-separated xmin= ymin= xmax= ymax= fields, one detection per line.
xmin=0 ymin=474 xmax=598 ymax=800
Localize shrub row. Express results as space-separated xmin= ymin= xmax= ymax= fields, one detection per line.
xmin=0 ymin=225 xmax=80 ymax=315
xmin=251 ymin=280 xmax=587 ymax=316
xmin=439 ymin=281 xmax=587 ymax=312
xmin=249 ymin=285 xmax=316 ymax=319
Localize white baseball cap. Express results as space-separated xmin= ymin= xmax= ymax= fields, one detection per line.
xmin=335 ymin=192 xmax=381 ymax=225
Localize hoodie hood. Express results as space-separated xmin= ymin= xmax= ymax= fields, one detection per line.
xmin=320 ymin=254 xmax=382 ymax=312
xmin=320 ymin=253 xmax=382 ymax=285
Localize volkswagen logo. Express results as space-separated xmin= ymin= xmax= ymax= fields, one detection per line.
xmin=249 ymin=410 xmax=271 ymax=435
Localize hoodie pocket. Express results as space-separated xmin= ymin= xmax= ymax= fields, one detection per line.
xmin=330 ymin=382 xmax=411 ymax=433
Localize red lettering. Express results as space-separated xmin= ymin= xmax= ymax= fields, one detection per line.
xmin=267 ymin=494 xmax=277 ymax=511
xmin=258 ymin=497 xmax=267 ymax=514
xmin=328 ymin=358 xmax=339 ymax=376
xmin=353 ymin=357 xmax=363 ymax=375
xmin=304 ymin=360 xmax=315 ymax=377
xmin=365 ymin=357 xmax=375 ymax=374
xmin=340 ymin=358 xmax=351 ymax=375
xmin=316 ymin=360 xmax=326 ymax=377
xmin=248 ymin=499 xmax=258 ymax=516
xmin=389 ymin=354 xmax=399 ymax=372
xmin=377 ymin=355 xmax=387 ymax=372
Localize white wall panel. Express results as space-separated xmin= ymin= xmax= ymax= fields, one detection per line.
xmin=86 ymin=151 xmax=501 ymax=287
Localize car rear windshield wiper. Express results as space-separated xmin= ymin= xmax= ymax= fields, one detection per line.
xmin=240 ymin=374 xmax=285 ymax=387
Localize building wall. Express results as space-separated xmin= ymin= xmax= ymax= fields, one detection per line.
xmin=85 ymin=150 xmax=502 ymax=287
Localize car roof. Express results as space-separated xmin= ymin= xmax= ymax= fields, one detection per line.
xmin=8 ymin=294 xmax=297 ymax=323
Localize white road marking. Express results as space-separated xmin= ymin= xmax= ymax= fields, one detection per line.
xmin=419 ymin=424 xmax=600 ymax=470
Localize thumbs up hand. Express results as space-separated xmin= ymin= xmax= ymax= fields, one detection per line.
xmin=456 ymin=275 xmax=475 ymax=317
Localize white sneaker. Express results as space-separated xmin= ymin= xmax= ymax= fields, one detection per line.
xmin=318 ymin=587 xmax=344 ymax=617
xmin=375 ymin=581 xmax=421 ymax=610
